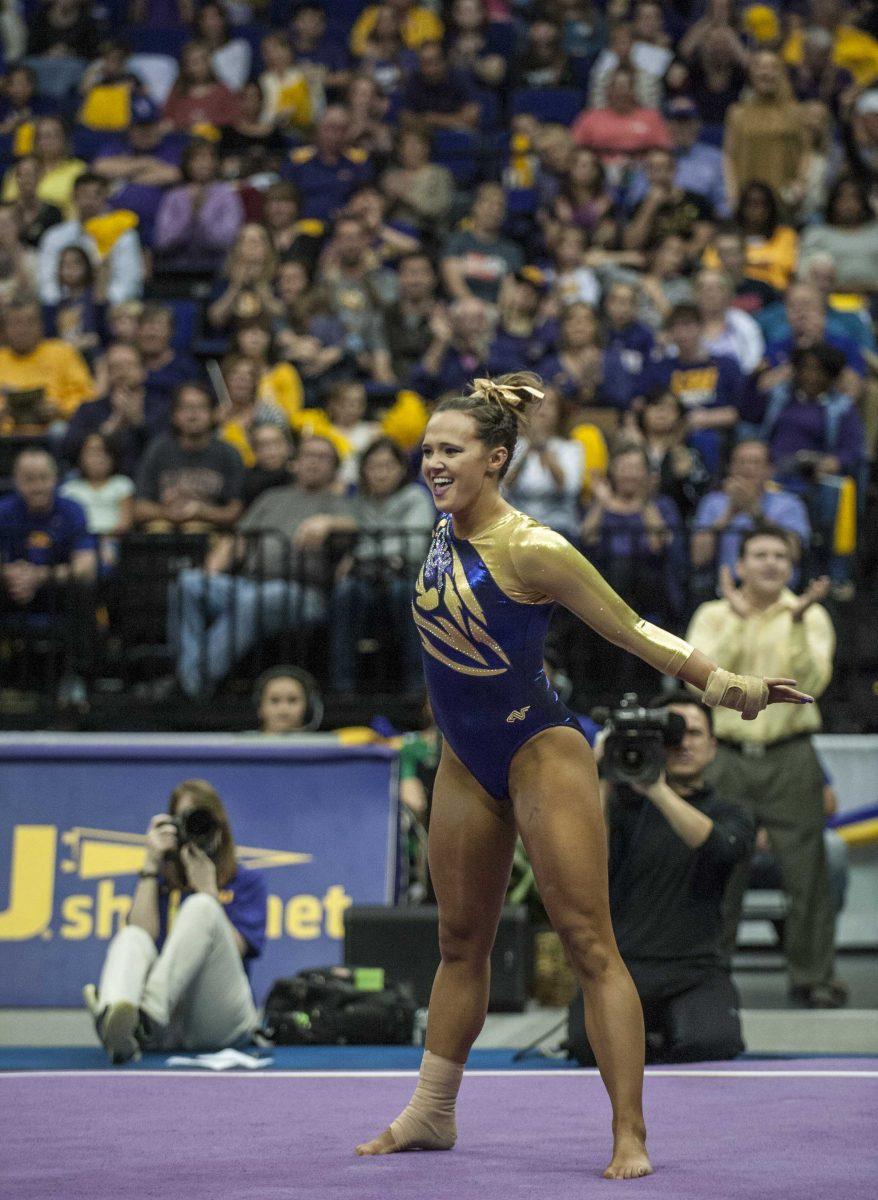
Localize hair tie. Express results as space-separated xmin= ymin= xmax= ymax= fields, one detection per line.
xmin=471 ymin=377 xmax=544 ymax=410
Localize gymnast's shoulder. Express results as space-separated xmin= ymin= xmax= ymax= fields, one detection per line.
xmin=469 ymin=507 xmax=579 ymax=604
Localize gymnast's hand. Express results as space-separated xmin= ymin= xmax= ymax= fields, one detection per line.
xmin=702 ymin=668 xmax=813 ymax=719
xmin=763 ymin=677 xmax=814 ymax=706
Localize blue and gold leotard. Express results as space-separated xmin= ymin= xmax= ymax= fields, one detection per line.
xmin=413 ymin=507 xmax=696 ymax=802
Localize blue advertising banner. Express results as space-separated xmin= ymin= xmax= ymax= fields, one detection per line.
xmin=0 ymin=735 xmax=399 ymax=1006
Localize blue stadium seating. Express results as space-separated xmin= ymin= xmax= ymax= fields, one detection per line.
xmin=511 ymin=87 xmax=584 ymax=126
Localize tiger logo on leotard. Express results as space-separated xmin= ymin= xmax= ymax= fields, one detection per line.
xmin=413 ymin=517 xmax=511 ymax=677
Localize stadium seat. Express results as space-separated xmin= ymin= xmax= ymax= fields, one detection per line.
xmin=699 ymin=123 xmax=725 ymax=149
xmin=112 ymin=533 xmax=209 ymax=677
xmin=486 ymin=21 xmax=519 ymax=62
xmin=166 ymin=300 xmax=199 ymax=353
xmin=473 ymin=86 xmax=503 ymax=134
xmin=511 ymin=87 xmax=584 ymax=126
xmin=71 ymin=125 xmax=106 ymax=163
xmin=106 ymin=183 xmax=165 ymax=249
xmin=505 ymin=187 xmax=539 ymax=215
xmin=431 ymin=129 xmax=480 ymax=188
xmin=569 ymin=54 xmax=598 ymax=90
xmin=128 ymin=29 xmax=190 ymax=58
xmin=231 ymin=23 xmax=267 ymax=74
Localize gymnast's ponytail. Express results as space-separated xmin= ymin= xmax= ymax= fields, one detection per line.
xmin=435 ymin=371 xmax=545 ymax=479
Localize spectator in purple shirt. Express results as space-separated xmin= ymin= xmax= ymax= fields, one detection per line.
xmin=409 ymin=296 xmax=494 ymax=399
xmin=154 ymin=138 xmax=244 ymax=273
xmin=600 ymin=280 xmax=655 ymax=409
xmin=399 ymin=39 xmax=480 ymax=131
xmin=624 ymin=96 xmax=729 ymax=217
xmin=764 ymin=284 xmax=866 ymax=382
xmin=61 ymin=341 xmax=171 ymax=477
xmin=290 ymin=2 xmax=351 ymax=93
xmin=487 ymin=267 xmax=557 ymax=376
xmin=764 ymin=345 xmax=866 ymax=481
xmin=0 ymin=445 xmax=98 ymax=706
xmin=93 ymin=99 xmax=186 ymax=185
xmin=638 ymin=302 xmax=743 ymax=473
xmin=579 ymin=442 xmax=686 ymax=694
xmin=761 ymin=343 xmax=865 ymax=586
xmin=691 ymin=439 xmax=810 ymax=590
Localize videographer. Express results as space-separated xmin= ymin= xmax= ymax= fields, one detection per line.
xmin=84 ymin=779 xmax=266 ymax=1064
xmin=569 ymin=693 xmax=755 ymax=1065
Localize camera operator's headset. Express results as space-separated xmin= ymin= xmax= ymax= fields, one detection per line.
xmin=253 ymin=665 xmax=324 ymax=732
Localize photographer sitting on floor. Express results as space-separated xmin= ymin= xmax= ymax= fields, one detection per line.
xmin=84 ymin=779 xmax=266 ymax=1064
xmin=568 ymin=692 xmax=755 ymax=1065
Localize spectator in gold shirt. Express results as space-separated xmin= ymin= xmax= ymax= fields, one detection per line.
xmin=0 ymin=297 xmax=95 ymax=433
xmin=686 ymin=524 xmax=846 ymax=1009
xmin=349 ymin=0 xmax=443 ymax=57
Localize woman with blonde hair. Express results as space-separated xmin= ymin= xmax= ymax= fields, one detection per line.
xmin=0 ymin=115 xmax=86 ymax=217
xmin=216 ymin=352 xmax=292 ymax=467
xmin=723 ymin=50 xmax=809 ymax=210
xmin=207 ymin=222 xmax=282 ymax=332
xmin=84 ymin=778 xmax=266 ymax=1064
xmin=355 ymin=370 xmax=812 ymax=1177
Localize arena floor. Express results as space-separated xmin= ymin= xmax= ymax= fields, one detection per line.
xmin=2 ymin=953 xmax=876 ymax=1197
xmin=2 ymin=1061 xmax=876 ymax=1200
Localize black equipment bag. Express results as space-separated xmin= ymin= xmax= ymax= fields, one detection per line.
xmin=262 ymin=967 xmax=417 ymax=1045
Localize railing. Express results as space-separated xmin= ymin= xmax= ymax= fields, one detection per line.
xmin=0 ymin=521 xmax=859 ymax=718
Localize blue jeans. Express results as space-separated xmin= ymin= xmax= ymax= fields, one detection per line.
xmin=328 ymin=573 xmax=421 ymax=693
xmin=170 ymin=569 xmax=325 ymax=698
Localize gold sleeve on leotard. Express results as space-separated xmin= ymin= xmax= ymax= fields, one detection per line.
xmin=504 ymin=519 xmax=696 ymax=678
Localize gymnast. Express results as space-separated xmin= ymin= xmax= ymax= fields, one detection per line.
xmin=355 ymin=372 xmax=812 ymax=1179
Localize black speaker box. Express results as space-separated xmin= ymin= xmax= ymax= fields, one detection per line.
xmin=343 ymin=905 xmax=533 ymax=1012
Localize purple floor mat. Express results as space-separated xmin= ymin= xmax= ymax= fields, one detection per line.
xmin=2 ymin=1061 xmax=876 ymax=1200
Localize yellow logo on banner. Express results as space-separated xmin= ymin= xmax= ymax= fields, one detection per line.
xmin=0 ymin=826 xmax=352 ymax=944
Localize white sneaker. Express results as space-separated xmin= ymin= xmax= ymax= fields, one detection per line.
xmin=83 ymin=983 xmax=141 ymax=1064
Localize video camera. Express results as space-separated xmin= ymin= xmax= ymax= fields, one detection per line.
xmin=592 ymin=694 xmax=686 ymax=786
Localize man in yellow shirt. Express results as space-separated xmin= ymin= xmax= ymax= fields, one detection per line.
xmin=350 ymin=0 xmax=443 ymax=57
xmin=687 ymin=525 xmax=845 ymax=1008
xmin=0 ymin=298 xmax=95 ymax=433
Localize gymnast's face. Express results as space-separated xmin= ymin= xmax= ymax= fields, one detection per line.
xmin=421 ymin=410 xmax=508 ymax=513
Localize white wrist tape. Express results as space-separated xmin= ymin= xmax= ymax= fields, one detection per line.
xmin=702 ymin=668 xmax=768 ymax=721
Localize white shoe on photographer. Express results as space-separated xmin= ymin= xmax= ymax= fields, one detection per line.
xmin=83 ymin=984 xmax=142 ymax=1065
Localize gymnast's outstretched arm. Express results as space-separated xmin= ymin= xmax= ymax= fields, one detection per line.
xmin=508 ymin=525 xmax=812 ymax=719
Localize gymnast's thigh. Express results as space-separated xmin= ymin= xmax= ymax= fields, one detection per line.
xmin=508 ymin=726 xmax=613 ymax=932
xmin=428 ymin=741 xmax=517 ymax=948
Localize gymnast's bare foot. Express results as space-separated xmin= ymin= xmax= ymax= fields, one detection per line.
xmin=356 ymin=1120 xmax=456 ymax=1155
xmin=603 ymin=1126 xmax=652 ymax=1180
xmin=355 ymin=1128 xmax=398 ymax=1156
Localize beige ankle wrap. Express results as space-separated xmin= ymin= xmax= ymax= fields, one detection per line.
xmin=702 ymin=668 xmax=768 ymax=721
xmin=389 ymin=1050 xmax=464 ymax=1151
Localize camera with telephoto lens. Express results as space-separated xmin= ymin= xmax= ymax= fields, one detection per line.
xmin=592 ymin=694 xmax=687 ymax=786
xmin=161 ymin=808 xmax=223 ymax=864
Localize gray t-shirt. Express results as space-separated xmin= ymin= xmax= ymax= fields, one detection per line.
xmin=799 ymin=222 xmax=878 ymax=290
xmin=135 ymin=434 xmax=244 ymax=506
xmin=352 ymin=482 xmax=436 ymax=568
xmin=237 ymin=484 xmax=355 ymax=581
xmin=441 ymin=230 xmax=524 ymax=303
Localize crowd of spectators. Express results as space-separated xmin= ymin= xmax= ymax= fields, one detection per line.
xmin=0 ymin=0 xmax=875 ymax=714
